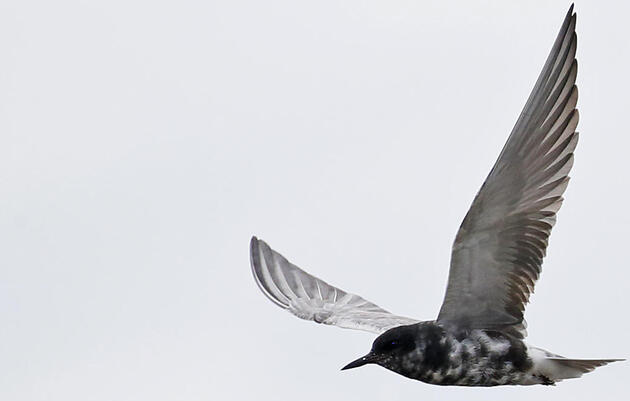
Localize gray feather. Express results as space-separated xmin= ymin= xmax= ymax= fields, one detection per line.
xmin=250 ymin=237 xmax=419 ymax=334
xmin=437 ymin=6 xmax=579 ymax=339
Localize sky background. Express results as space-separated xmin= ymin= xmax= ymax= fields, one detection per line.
xmin=1 ymin=1 xmax=628 ymax=400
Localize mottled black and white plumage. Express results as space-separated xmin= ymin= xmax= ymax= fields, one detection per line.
xmin=248 ymin=5 xmax=622 ymax=386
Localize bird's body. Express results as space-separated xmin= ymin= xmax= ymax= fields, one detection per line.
xmin=364 ymin=322 xmax=613 ymax=386
xmin=377 ymin=323 xmax=533 ymax=386
xmin=248 ymin=5 xmax=622 ymax=387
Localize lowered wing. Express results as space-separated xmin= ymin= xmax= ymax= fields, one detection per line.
xmin=250 ymin=237 xmax=419 ymax=334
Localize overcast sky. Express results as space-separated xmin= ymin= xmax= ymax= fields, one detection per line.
xmin=1 ymin=1 xmax=628 ymax=400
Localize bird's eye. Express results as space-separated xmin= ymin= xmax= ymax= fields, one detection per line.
xmin=375 ymin=338 xmax=402 ymax=352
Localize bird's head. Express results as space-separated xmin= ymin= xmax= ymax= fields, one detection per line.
xmin=341 ymin=324 xmax=419 ymax=372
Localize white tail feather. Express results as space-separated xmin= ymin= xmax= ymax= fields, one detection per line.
xmin=529 ymin=346 xmax=623 ymax=383
xmin=542 ymin=358 xmax=623 ymax=381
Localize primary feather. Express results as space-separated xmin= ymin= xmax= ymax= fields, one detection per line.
xmin=437 ymin=5 xmax=579 ymax=339
xmin=250 ymin=237 xmax=418 ymax=334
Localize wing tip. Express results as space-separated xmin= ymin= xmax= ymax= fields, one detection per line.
xmin=249 ymin=235 xmax=291 ymax=309
xmin=560 ymin=5 xmax=576 ymax=41
xmin=249 ymin=235 xmax=260 ymax=270
xmin=250 ymin=235 xmax=261 ymax=249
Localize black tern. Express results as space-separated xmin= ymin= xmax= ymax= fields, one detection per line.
xmin=249 ymin=5 xmax=622 ymax=386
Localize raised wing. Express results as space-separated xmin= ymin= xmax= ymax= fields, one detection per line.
xmin=250 ymin=237 xmax=419 ymax=334
xmin=437 ymin=6 xmax=578 ymax=338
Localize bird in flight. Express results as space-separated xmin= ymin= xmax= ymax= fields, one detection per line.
xmin=249 ymin=5 xmax=622 ymax=386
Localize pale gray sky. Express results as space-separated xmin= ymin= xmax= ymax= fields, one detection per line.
xmin=1 ymin=1 xmax=628 ymax=400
